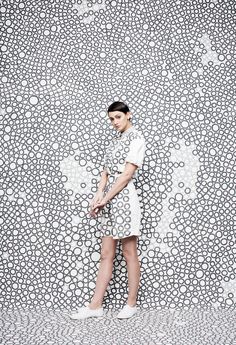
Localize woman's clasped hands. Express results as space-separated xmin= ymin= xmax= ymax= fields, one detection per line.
xmin=89 ymin=191 xmax=108 ymax=217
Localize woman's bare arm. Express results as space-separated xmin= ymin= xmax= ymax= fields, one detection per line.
xmin=97 ymin=169 xmax=109 ymax=193
xmin=89 ymin=169 xmax=108 ymax=215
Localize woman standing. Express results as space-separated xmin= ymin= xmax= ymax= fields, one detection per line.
xmin=70 ymin=101 xmax=146 ymax=319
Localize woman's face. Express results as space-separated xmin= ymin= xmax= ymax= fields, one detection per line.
xmin=108 ymin=111 xmax=131 ymax=132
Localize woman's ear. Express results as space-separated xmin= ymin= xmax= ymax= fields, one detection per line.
xmin=127 ymin=111 xmax=131 ymax=120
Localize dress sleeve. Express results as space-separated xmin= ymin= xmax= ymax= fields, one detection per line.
xmin=125 ymin=137 xmax=146 ymax=168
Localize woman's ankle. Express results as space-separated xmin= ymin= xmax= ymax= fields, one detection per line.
xmin=127 ymin=301 xmax=136 ymax=307
xmin=89 ymin=301 xmax=103 ymax=309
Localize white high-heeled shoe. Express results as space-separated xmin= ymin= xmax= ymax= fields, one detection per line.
xmin=116 ymin=304 xmax=137 ymax=319
xmin=70 ymin=305 xmax=103 ymax=320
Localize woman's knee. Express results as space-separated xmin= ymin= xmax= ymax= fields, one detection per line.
xmin=100 ymin=237 xmax=117 ymax=262
xmin=122 ymin=236 xmax=138 ymax=261
xmin=100 ymin=249 xmax=115 ymax=262
xmin=122 ymin=248 xmax=138 ymax=262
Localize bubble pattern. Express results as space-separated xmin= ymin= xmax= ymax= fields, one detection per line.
xmin=0 ymin=0 xmax=235 ymax=311
xmin=1 ymin=307 xmax=236 ymax=345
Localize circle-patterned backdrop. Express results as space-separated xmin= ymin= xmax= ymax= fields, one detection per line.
xmin=0 ymin=0 xmax=235 ymax=311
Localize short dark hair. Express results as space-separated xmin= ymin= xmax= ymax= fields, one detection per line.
xmin=107 ymin=101 xmax=130 ymax=114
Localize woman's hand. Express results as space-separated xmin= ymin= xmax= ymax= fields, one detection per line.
xmin=89 ymin=191 xmax=104 ymax=217
xmin=90 ymin=197 xmax=108 ymax=217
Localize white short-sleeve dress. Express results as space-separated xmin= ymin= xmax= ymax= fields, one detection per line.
xmin=99 ymin=126 xmax=146 ymax=239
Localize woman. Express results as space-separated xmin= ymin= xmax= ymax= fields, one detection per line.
xmin=70 ymin=101 xmax=146 ymax=319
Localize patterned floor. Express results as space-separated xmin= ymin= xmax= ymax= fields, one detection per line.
xmin=1 ymin=307 xmax=236 ymax=345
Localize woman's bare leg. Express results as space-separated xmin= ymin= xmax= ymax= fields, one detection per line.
xmin=121 ymin=235 xmax=140 ymax=306
xmin=89 ymin=236 xmax=118 ymax=309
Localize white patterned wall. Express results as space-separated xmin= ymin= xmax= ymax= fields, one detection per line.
xmin=0 ymin=0 xmax=235 ymax=311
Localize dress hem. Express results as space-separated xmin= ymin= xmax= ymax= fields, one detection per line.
xmin=101 ymin=233 xmax=140 ymax=240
